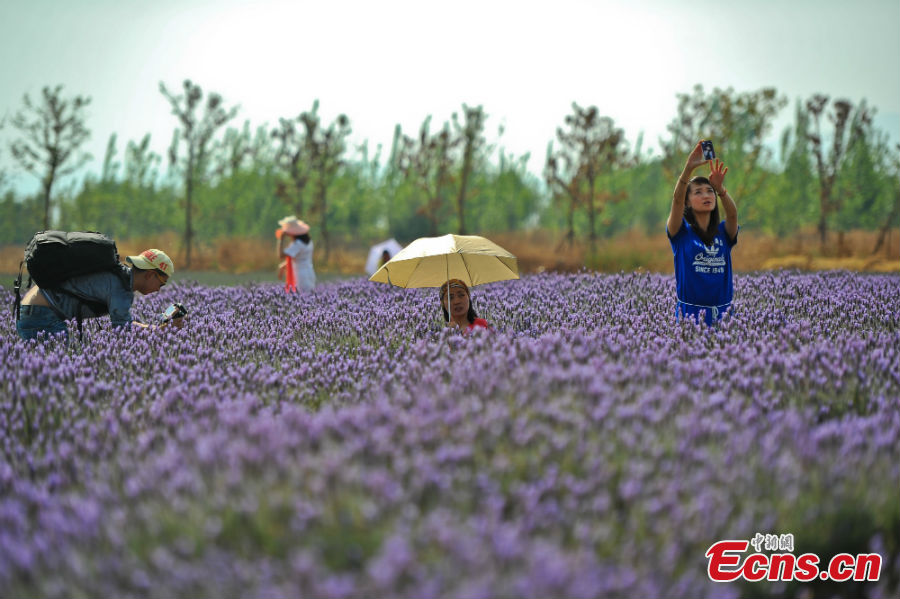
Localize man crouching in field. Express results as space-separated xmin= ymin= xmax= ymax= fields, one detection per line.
xmin=17 ymin=249 xmax=181 ymax=341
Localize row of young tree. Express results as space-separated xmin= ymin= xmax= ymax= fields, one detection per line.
xmin=1 ymin=81 xmax=898 ymax=267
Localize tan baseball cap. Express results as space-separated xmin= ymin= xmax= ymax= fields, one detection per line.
xmin=126 ymin=249 xmax=175 ymax=275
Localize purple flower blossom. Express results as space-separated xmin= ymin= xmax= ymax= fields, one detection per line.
xmin=0 ymin=270 xmax=897 ymax=596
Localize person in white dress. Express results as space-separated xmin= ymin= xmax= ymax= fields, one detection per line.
xmin=276 ymin=216 xmax=316 ymax=292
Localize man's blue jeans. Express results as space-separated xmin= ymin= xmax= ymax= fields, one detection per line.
xmin=16 ymin=305 xmax=68 ymax=341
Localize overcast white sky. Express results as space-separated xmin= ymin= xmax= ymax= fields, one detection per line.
xmin=1 ymin=0 xmax=898 ymax=194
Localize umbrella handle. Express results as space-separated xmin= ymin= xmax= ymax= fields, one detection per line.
xmin=445 ymin=258 xmax=451 ymax=325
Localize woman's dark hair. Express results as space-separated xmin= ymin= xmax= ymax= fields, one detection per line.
xmin=296 ymin=233 xmax=311 ymax=244
xmin=684 ymin=176 xmax=720 ymax=246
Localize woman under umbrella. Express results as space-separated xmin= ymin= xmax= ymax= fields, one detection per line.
xmin=439 ymin=278 xmax=489 ymax=332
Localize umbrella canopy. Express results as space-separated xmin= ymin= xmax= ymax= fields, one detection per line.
xmin=365 ymin=238 xmax=404 ymax=276
xmin=369 ymin=234 xmax=518 ymax=288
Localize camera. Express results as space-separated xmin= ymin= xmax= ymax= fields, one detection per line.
xmin=159 ymin=302 xmax=187 ymax=323
xmin=701 ymin=140 xmax=716 ymax=160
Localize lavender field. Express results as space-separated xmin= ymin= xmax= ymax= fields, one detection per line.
xmin=1 ymin=270 xmax=899 ymax=598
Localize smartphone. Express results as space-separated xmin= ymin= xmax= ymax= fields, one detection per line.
xmin=162 ymin=302 xmax=187 ymax=321
xmin=701 ymin=140 xmax=716 ymax=160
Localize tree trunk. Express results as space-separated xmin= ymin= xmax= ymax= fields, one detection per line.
xmin=560 ymin=198 xmax=576 ymax=249
xmin=872 ymin=192 xmax=900 ymax=256
xmin=318 ymin=183 xmax=329 ymax=263
xmin=457 ymin=191 xmax=466 ymax=235
xmin=429 ymin=179 xmax=443 ymax=237
xmin=429 ymin=204 xmax=438 ymax=237
xmin=817 ymin=178 xmax=834 ymax=251
xmin=587 ymin=203 xmax=597 ymax=257
xmin=185 ymin=171 xmax=194 ymax=269
xmin=293 ymin=176 xmax=305 ymax=217
xmin=41 ymin=164 xmax=58 ymax=230
xmin=587 ymin=178 xmax=597 ymax=257
xmin=42 ymin=181 xmax=52 ymax=230
xmin=817 ymin=191 xmax=830 ymax=251
xmin=457 ymin=159 xmax=471 ymax=235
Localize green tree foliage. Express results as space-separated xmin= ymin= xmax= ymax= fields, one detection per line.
xmin=204 ymin=121 xmax=270 ymax=238
xmin=602 ymin=156 xmax=669 ymax=235
xmin=871 ymin=145 xmax=900 ymax=256
xmin=468 ymin=150 xmax=543 ymax=233
xmin=126 ymin=133 xmax=163 ymax=188
xmin=378 ymin=127 xmax=406 ymax=238
xmin=62 ymin=133 xmax=178 ymax=239
xmin=0 ymin=117 xmax=6 ymax=190
xmin=395 ymin=116 xmax=459 ymax=238
xmin=327 ymin=142 xmax=391 ymax=242
xmin=545 ymin=103 xmax=628 ymax=252
xmin=385 ymin=108 xmax=538 ymax=241
xmin=100 ymin=133 xmax=119 ymax=183
xmin=197 ymin=170 xmax=283 ymax=242
xmin=3 ymin=82 xmax=898 ymax=265
xmin=451 ymin=104 xmax=487 ymax=234
xmin=8 ymin=85 xmax=92 ymax=229
xmin=301 ymin=103 xmax=352 ymax=261
xmin=272 ymin=112 xmax=313 ymax=218
xmin=804 ymin=96 xmax=876 ymax=249
xmin=752 ymin=102 xmax=819 ymax=236
xmin=160 ymin=80 xmax=239 ymax=267
xmin=0 ymin=190 xmax=43 ymax=244
xmin=832 ymin=105 xmax=892 ymax=233
xmin=661 ymin=85 xmax=787 ymax=225
xmin=270 ymin=102 xmax=351 ymax=258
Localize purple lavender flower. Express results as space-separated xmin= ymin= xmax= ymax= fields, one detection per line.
xmin=0 ymin=271 xmax=897 ymax=596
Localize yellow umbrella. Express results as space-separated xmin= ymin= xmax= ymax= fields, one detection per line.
xmin=368 ymin=234 xmax=519 ymax=288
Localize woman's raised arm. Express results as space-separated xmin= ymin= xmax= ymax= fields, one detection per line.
xmin=708 ymin=158 xmax=738 ymax=241
xmin=668 ymin=141 xmax=707 ymax=237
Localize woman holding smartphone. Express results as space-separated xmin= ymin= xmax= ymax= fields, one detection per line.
xmin=666 ymin=140 xmax=739 ymax=325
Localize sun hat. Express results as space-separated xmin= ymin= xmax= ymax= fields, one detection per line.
xmin=275 ymin=215 xmax=311 ymax=239
xmin=126 ymin=249 xmax=175 ymax=275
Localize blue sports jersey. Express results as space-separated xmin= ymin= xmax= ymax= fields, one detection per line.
xmin=668 ymin=218 xmax=738 ymax=319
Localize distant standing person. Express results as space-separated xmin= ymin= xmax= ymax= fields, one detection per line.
xmin=439 ymin=279 xmax=489 ymax=333
xmin=379 ymin=249 xmax=392 ymax=269
xmin=277 ymin=216 xmax=316 ymax=292
xmin=667 ymin=140 xmax=739 ymax=325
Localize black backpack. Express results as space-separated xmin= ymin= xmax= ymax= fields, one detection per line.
xmin=14 ymin=230 xmax=128 ymax=325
